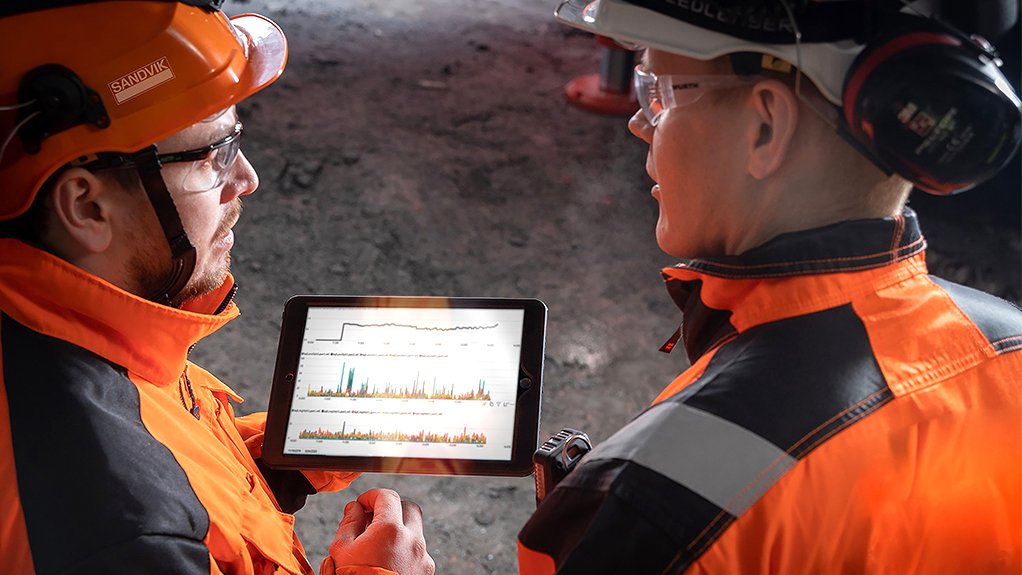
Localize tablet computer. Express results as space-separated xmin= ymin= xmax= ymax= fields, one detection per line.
xmin=262 ymin=296 xmax=546 ymax=476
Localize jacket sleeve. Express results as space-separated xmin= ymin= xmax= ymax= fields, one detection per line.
xmin=234 ymin=412 xmax=361 ymax=510
xmin=517 ymin=458 xmax=691 ymax=574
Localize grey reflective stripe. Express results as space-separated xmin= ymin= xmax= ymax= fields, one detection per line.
xmin=585 ymin=401 xmax=798 ymax=516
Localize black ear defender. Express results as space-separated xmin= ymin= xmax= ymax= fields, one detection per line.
xmin=16 ymin=64 xmax=110 ymax=155
xmin=841 ymin=16 xmax=1022 ymax=195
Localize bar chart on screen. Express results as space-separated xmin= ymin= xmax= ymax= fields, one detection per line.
xmin=283 ymin=306 xmax=525 ymax=460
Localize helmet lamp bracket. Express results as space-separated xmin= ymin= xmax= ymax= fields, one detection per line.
xmin=17 ymin=64 xmax=110 ymax=155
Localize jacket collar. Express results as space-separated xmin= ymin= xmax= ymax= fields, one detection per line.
xmin=0 ymin=239 xmax=240 ymax=386
xmin=661 ymin=209 xmax=928 ymax=363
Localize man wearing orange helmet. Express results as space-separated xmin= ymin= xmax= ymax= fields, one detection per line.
xmin=518 ymin=0 xmax=1022 ymax=573
xmin=0 ymin=2 xmax=433 ymax=574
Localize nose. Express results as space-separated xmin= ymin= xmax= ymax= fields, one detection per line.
xmin=628 ymin=109 xmax=653 ymax=144
xmin=221 ymin=151 xmax=258 ymax=203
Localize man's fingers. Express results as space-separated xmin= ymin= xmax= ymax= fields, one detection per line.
xmin=356 ymin=488 xmax=404 ymax=525
xmin=329 ymin=490 xmax=433 ymax=575
xmin=334 ymin=500 xmax=368 ymax=544
xmin=401 ymin=499 xmax=424 ymax=531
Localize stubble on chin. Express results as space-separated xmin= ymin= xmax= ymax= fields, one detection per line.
xmin=170 ymin=252 xmax=231 ymax=308
xmin=171 ymin=200 xmax=243 ymax=306
xmin=130 ymin=201 xmax=242 ymax=307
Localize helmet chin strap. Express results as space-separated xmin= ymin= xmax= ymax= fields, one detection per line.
xmin=129 ymin=146 xmax=196 ymax=306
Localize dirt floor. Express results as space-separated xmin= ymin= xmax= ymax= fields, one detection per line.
xmin=190 ymin=1 xmax=1022 ymax=573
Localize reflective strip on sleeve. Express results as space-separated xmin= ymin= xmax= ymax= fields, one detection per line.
xmin=585 ymin=401 xmax=798 ymax=516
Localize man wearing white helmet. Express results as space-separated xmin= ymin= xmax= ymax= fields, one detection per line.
xmin=518 ymin=1 xmax=1022 ymax=573
xmin=0 ymin=1 xmax=433 ymax=574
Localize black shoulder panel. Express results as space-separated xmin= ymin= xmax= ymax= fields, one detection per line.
xmin=930 ymin=276 xmax=1022 ymax=354
xmin=2 ymin=315 xmax=211 ymax=575
xmin=679 ymin=304 xmax=893 ymax=459
xmin=519 ymin=458 xmax=731 ymax=575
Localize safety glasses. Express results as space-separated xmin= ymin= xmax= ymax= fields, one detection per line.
xmin=633 ymin=66 xmax=756 ymax=126
xmin=78 ymin=122 xmax=244 ymax=193
xmin=162 ymin=122 xmax=244 ymax=192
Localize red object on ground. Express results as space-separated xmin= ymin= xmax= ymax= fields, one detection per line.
xmin=565 ymin=74 xmax=637 ymax=116
xmin=565 ymin=35 xmax=638 ymax=116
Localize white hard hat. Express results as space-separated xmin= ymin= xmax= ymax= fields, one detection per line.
xmin=553 ymin=0 xmax=934 ymax=105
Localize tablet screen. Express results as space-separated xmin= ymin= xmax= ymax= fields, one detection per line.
xmin=282 ymin=306 xmax=525 ymax=461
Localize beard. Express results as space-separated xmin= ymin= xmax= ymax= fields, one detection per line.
xmin=170 ymin=251 xmax=231 ymax=307
xmin=128 ymin=200 xmax=242 ymax=308
xmin=169 ymin=251 xmax=231 ymax=307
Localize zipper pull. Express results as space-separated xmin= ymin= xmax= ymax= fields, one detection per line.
xmin=180 ymin=366 xmax=201 ymax=421
xmin=659 ymin=325 xmax=682 ymax=354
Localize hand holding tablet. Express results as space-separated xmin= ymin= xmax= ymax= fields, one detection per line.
xmin=262 ymin=296 xmax=546 ymax=476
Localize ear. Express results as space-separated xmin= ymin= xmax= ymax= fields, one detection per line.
xmin=49 ymin=168 xmax=116 ymax=254
xmin=746 ymin=79 xmax=799 ymax=180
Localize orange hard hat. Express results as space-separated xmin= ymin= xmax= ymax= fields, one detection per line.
xmin=0 ymin=0 xmax=288 ymax=221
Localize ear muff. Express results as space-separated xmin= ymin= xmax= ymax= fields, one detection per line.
xmin=842 ymin=20 xmax=1022 ymax=195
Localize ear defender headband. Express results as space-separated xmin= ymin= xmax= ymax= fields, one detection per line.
xmin=841 ymin=15 xmax=1022 ymax=195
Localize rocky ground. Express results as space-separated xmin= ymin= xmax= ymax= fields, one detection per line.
xmin=191 ymin=1 xmax=1022 ymax=573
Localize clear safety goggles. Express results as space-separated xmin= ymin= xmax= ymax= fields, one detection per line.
xmin=77 ymin=122 xmax=244 ymax=193
xmin=633 ymin=66 xmax=756 ymax=127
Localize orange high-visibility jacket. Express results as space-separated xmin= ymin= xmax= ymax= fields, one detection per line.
xmin=0 ymin=240 xmax=395 ymax=575
xmin=519 ymin=211 xmax=1022 ymax=574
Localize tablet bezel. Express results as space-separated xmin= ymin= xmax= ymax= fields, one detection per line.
xmin=262 ymin=295 xmax=545 ymax=477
